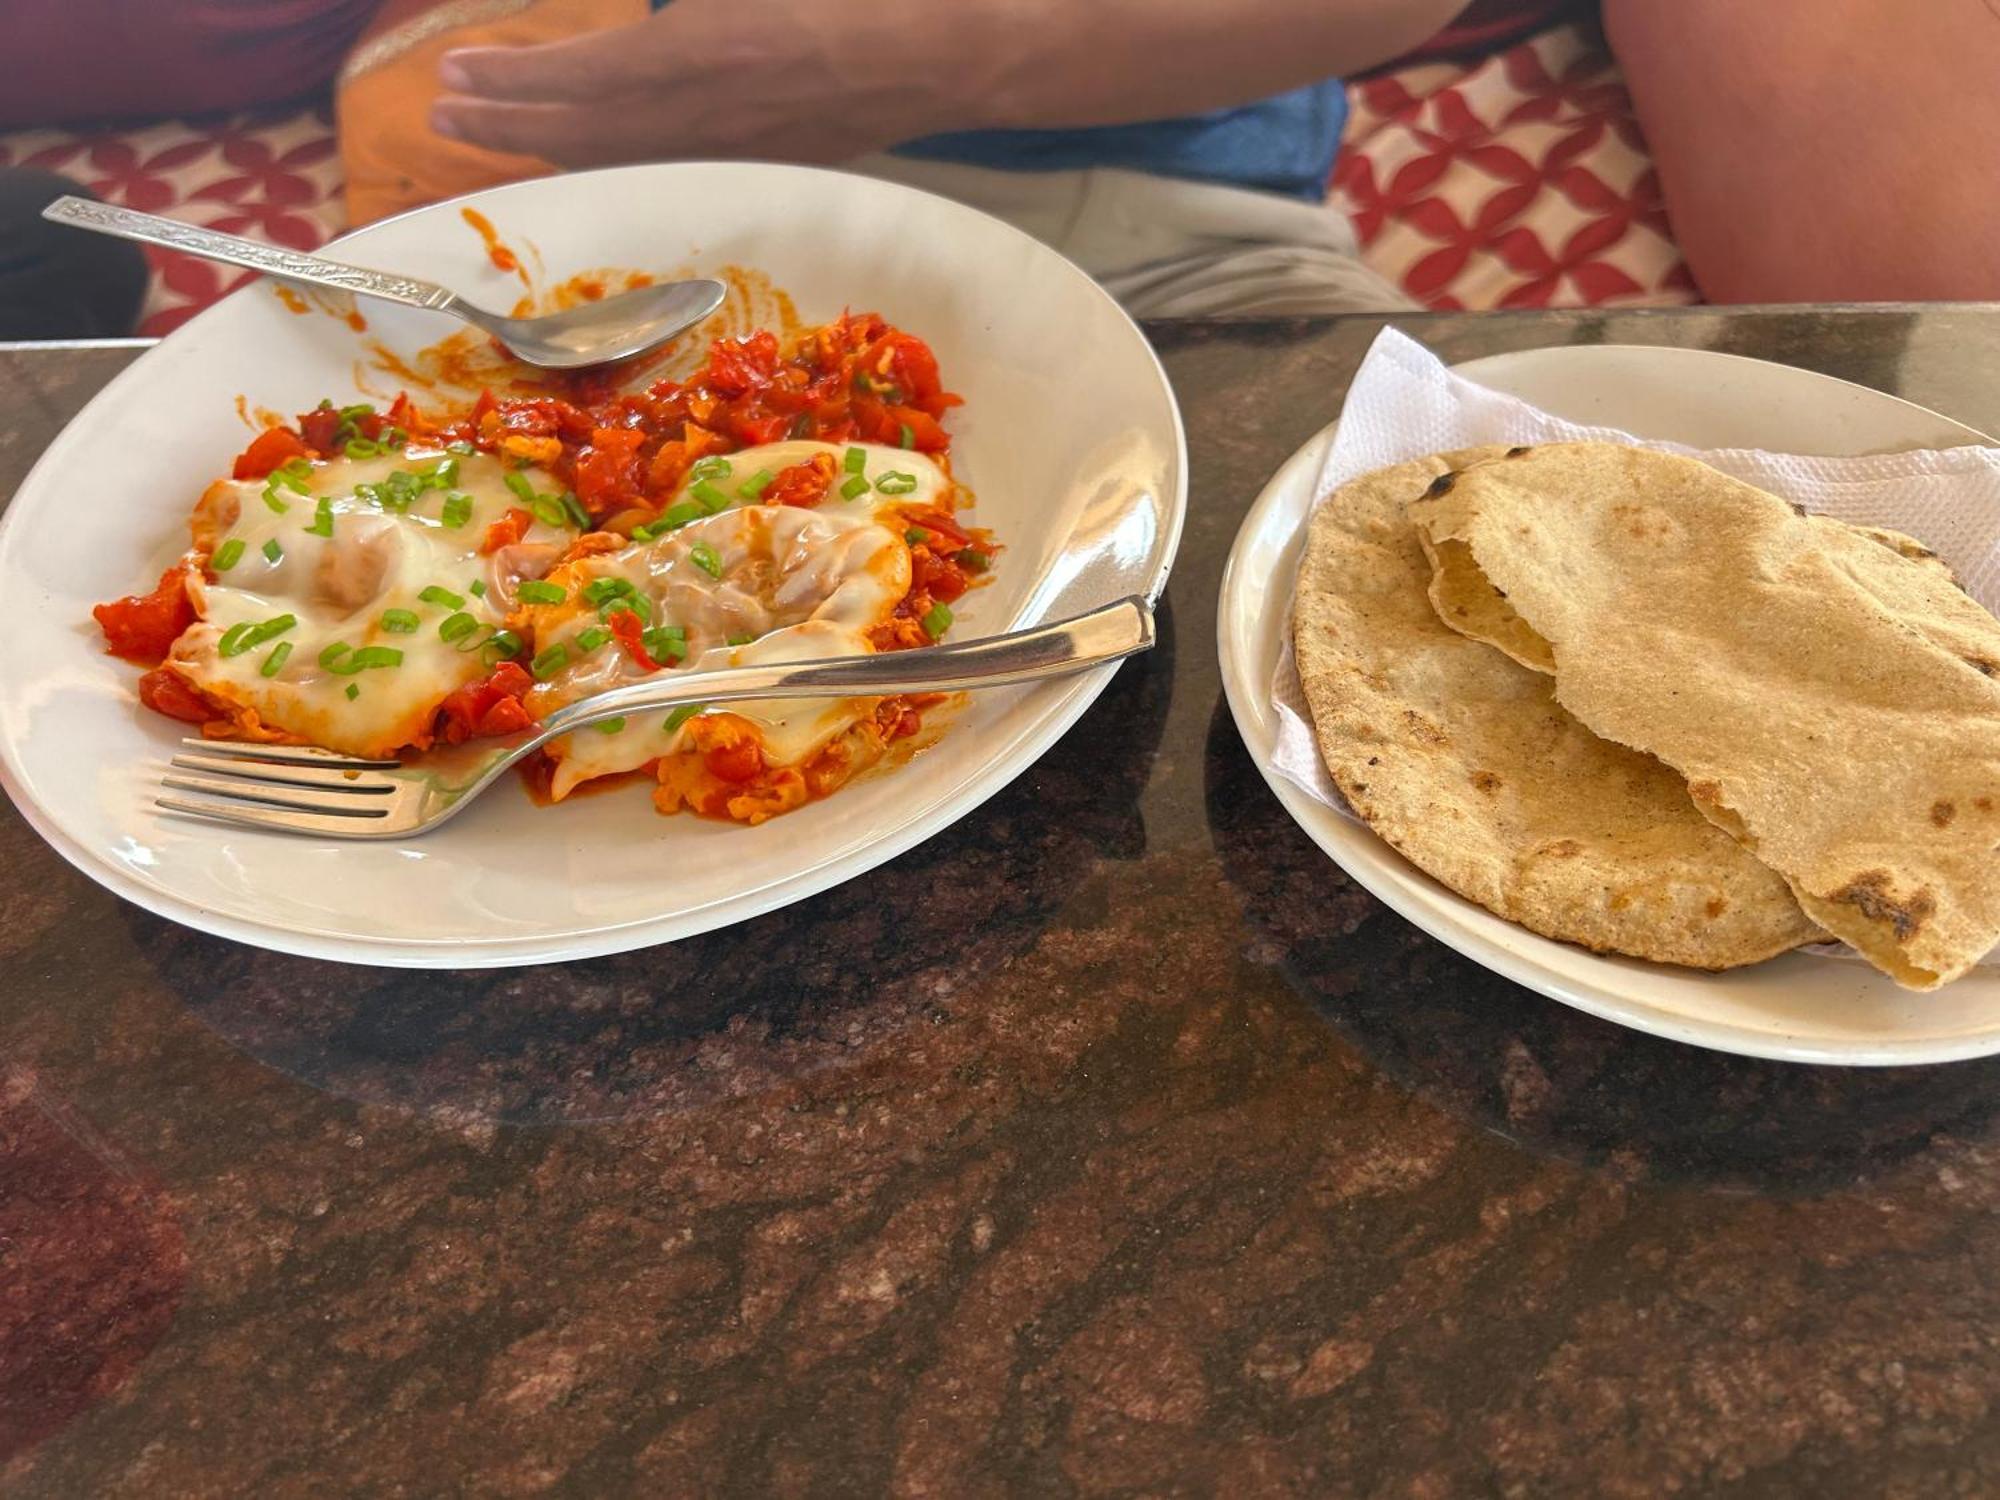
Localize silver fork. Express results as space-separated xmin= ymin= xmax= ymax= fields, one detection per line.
xmin=157 ymin=596 xmax=1154 ymax=839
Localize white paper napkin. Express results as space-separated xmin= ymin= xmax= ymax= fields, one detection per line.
xmin=1269 ymin=326 xmax=2000 ymax=818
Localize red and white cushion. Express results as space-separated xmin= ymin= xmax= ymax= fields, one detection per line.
xmin=1332 ymin=22 xmax=1696 ymax=310
xmin=0 ymin=107 xmax=345 ymax=336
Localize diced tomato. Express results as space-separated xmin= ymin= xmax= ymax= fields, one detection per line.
xmin=900 ymin=506 xmax=972 ymax=548
xmin=764 ymin=453 xmax=836 ymax=509
xmin=435 ymin=661 xmax=534 ymax=744
xmin=884 ymin=405 xmax=949 ymax=453
xmin=231 ymin=426 xmax=312 ymax=480
xmin=480 ymin=506 xmax=534 ymax=554
xmin=137 ymin=666 xmax=212 ymax=724
xmin=607 ymin=607 xmax=667 ymax=672
xmin=911 ymin=546 xmax=969 ymax=603
xmin=573 ymin=426 xmax=647 ymax=516
xmin=94 ymin=561 xmax=196 ymax=663
xmin=704 ymin=332 xmax=781 ymax=398
xmin=704 ymin=737 xmax=764 ymax=784
xmin=298 ymin=405 xmax=342 ymax=455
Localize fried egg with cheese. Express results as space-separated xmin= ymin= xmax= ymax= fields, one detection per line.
xmin=168 ymin=448 xmax=574 ymax=757
xmin=517 ymin=440 xmax=951 ymax=804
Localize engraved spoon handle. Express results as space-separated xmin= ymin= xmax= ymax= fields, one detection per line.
xmin=41 ymin=196 xmax=462 ymax=315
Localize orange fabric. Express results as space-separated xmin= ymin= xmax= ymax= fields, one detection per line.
xmin=336 ymin=0 xmax=642 ymax=227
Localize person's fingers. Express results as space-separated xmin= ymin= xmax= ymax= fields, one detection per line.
xmin=438 ymin=21 xmax=675 ymax=105
xmin=431 ymin=97 xmax=692 ymax=167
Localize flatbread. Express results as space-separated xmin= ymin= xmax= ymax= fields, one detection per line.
xmin=1411 ymin=442 xmax=2000 ymax=990
xmin=1291 ymin=450 xmax=1817 ymax=969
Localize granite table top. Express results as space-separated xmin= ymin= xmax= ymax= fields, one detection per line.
xmin=5 ymin=305 xmax=2000 ymax=1497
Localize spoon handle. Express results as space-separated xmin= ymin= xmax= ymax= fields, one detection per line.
xmin=41 ymin=196 xmax=460 ymax=315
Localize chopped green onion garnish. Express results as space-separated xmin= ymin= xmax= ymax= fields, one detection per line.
xmin=574 ymin=625 xmax=610 ymax=653
xmin=727 ymin=633 xmax=755 ymax=646
xmin=505 ymin=471 xmax=537 ymax=505
xmin=259 ymin=641 xmax=293 ymax=678
xmin=211 ymin=539 xmax=245 ymax=572
xmin=594 ymin=717 xmax=627 ymax=735
xmin=690 ymin=455 xmax=732 ymax=483
xmin=383 ymin=427 xmax=407 ymax=447
xmin=843 ymin=446 xmax=867 ymax=474
xmin=954 ymin=548 xmax=991 ymax=573
xmin=338 ymin=402 xmax=373 ymax=422
xmin=431 ymin=457 xmax=460 ymax=487
xmin=689 ymin=542 xmax=722 ymax=578
xmin=583 ymin=576 xmax=634 ymax=606
xmin=516 ymin=580 xmax=566 ymax=605
xmin=275 ymin=459 xmax=312 ymax=490
xmin=419 ymin=585 xmax=465 ymax=609
xmin=445 ymin=439 xmax=476 ymax=456
xmin=343 ymin=438 xmax=382 ymax=459
xmin=691 ymin=479 xmax=731 ymax=514
xmin=319 ymin=642 xmax=351 ymax=668
xmin=658 ymin=501 xmax=704 ymax=531
xmin=382 ymin=471 xmax=420 ymax=511
xmin=922 ymin=602 xmax=953 ymax=639
xmin=380 ymin=608 xmax=420 ymax=634
xmin=839 ymin=474 xmax=870 ymax=501
xmin=219 ymin=613 xmax=297 ymax=657
xmin=482 ymin=629 xmax=523 ymax=665
xmin=531 ymin=494 xmax=569 ymax=528
xmin=898 ymin=423 xmax=916 ymax=450
xmin=876 ymin=471 xmax=918 ymax=496
xmin=329 ymin=645 xmax=403 ymax=674
xmin=354 ymin=481 xmax=382 ymax=507
xmin=345 ymin=683 xmax=360 ymax=700
xmin=664 ymin=702 xmax=706 ymax=734
xmin=530 ymin=643 xmax=570 ymax=680
xmin=304 ymin=497 xmax=335 ymax=537
xmin=629 ymin=522 xmax=659 ymax=542
xmin=905 ymin=527 xmax=930 ymax=546
xmin=439 ymin=491 xmax=473 ymax=529
xmin=468 ymin=579 xmax=486 ymax=597
xmin=438 ymin=612 xmax=479 ymax=643
xmin=642 ymin=625 xmax=686 ymax=662
xmin=601 ymin=594 xmax=651 ymax=624
xmin=261 ymin=485 xmax=290 ymax=514
xmin=263 ymin=538 xmax=283 ymax=563
xmin=737 ymin=470 xmax=775 ymax=500
xmin=560 ymin=491 xmax=591 ymax=530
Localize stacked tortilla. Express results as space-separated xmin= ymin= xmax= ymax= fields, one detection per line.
xmin=1292 ymin=441 xmax=2000 ymax=990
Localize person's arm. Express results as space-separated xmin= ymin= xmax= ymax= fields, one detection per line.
xmin=432 ymin=0 xmax=1464 ymax=167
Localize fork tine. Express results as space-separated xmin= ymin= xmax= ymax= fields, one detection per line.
xmin=160 ymin=772 xmax=397 ymax=816
xmin=156 ymin=794 xmax=400 ymax=836
xmin=180 ymin=737 xmax=402 ymax=771
xmin=170 ymin=751 xmax=398 ymax=792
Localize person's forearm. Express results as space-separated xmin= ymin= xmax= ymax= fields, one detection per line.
xmin=949 ymin=0 xmax=1466 ymax=131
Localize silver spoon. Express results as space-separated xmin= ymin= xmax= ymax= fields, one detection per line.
xmin=41 ymin=195 xmax=727 ymax=370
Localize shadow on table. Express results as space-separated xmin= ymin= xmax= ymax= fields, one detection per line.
xmin=125 ymin=605 xmax=1178 ymax=1126
xmin=1202 ymin=695 xmax=2000 ymax=1193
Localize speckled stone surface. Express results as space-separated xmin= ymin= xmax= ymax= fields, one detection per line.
xmin=6 ymin=309 xmax=2000 ymax=1497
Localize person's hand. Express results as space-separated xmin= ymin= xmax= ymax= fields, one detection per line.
xmin=432 ymin=0 xmax=1468 ymax=168
xmin=431 ymin=0 xmax=999 ymax=166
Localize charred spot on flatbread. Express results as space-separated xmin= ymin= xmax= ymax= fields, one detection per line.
xmin=1826 ymin=871 xmax=1936 ymax=943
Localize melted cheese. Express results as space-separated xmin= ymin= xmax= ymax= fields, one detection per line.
xmin=171 ymin=449 xmax=571 ymax=756
xmin=531 ymin=440 xmax=946 ymax=798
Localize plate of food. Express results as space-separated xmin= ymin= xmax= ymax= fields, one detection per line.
xmin=1219 ymin=335 xmax=2000 ymax=1064
xmin=0 ymin=162 xmax=1185 ymax=966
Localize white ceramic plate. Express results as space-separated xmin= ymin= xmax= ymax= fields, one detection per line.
xmin=0 ymin=163 xmax=1185 ymax=967
xmin=1219 ymin=343 xmax=2000 ymax=1065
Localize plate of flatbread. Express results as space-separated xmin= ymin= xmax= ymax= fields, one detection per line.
xmin=1218 ymin=343 xmax=2000 ymax=1064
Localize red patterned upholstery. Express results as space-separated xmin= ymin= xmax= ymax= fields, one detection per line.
xmin=0 ymin=21 xmax=1692 ymax=333
xmin=1332 ymin=21 xmax=1695 ymax=309
xmin=0 ymin=107 xmax=345 ymax=336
